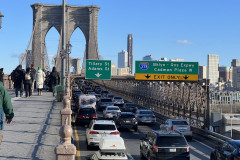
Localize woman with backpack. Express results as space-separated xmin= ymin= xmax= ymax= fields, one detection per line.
xmin=24 ymin=67 xmax=33 ymax=98
xmin=35 ymin=66 xmax=45 ymax=95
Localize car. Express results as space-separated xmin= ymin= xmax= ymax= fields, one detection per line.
xmin=74 ymin=107 xmax=97 ymax=125
xmin=101 ymin=90 xmax=109 ymax=97
xmin=113 ymin=97 xmax=124 ymax=106
xmin=103 ymin=106 xmax=121 ymax=119
xmin=122 ymin=103 xmax=138 ymax=113
xmin=97 ymin=98 xmax=114 ymax=111
xmin=140 ymin=130 xmax=190 ymax=160
xmin=107 ymin=94 xmax=115 ymax=99
xmin=210 ymin=140 xmax=240 ymax=160
xmin=114 ymin=112 xmax=138 ymax=131
xmin=79 ymin=94 xmax=97 ymax=110
xmin=160 ymin=119 xmax=192 ymax=140
xmin=135 ymin=109 xmax=156 ymax=125
xmin=95 ymin=94 xmax=101 ymax=102
xmin=86 ymin=120 xmax=120 ymax=149
xmin=86 ymin=136 xmax=135 ymax=160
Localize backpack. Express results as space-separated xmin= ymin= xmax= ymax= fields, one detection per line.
xmin=25 ymin=73 xmax=31 ymax=80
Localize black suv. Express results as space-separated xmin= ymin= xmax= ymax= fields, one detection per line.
xmin=114 ymin=112 xmax=138 ymax=132
xmin=74 ymin=107 xmax=97 ymax=125
xmin=140 ymin=130 xmax=190 ymax=160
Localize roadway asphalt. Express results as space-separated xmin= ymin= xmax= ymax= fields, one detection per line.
xmin=0 ymin=90 xmax=61 ymax=160
xmin=72 ymin=111 xmax=212 ymax=160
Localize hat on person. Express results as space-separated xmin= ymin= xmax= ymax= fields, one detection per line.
xmin=38 ymin=66 xmax=42 ymax=70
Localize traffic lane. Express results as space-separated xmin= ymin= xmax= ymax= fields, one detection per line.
xmin=188 ymin=139 xmax=211 ymax=160
xmin=73 ymin=112 xmax=211 ymax=160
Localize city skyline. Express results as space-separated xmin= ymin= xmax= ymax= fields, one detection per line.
xmin=1 ymin=0 xmax=240 ymax=74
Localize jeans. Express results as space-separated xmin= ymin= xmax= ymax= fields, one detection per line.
xmin=24 ymin=84 xmax=32 ymax=97
xmin=15 ymin=87 xmax=23 ymax=97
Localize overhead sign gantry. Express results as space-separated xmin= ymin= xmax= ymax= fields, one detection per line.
xmin=135 ymin=61 xmax=199 ymax=81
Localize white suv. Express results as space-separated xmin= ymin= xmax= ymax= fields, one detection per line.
xmin=86 ymin=120 xmax=120 ymax=149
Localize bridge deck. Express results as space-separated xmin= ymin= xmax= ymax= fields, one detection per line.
xmin=0 ymin=90 xmax=61 ymax=160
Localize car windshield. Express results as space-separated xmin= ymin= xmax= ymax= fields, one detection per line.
xmin=107 ymin=108 xmax=119 ymax=111
xmin=126 ymin=104 xmax=137 ymax=107
xmin=139 ymin=111 xmax=153 ymax=114
xmin=101 ymin=99 xmax=112 ymax=102
xmin=172 ymin=121 xmax=188 ymax=125
xmin=79 ymin=108 xmax=95 ymax=114
xmin=156 ymin=136 xmax=187 ymax=146
xmin=120 ymin=114 xmax=135 ymax=118
xmin=93 ymin=124 xmax=116 ymax=130
xmin=114 ymin=97 xmax=122 ymax=99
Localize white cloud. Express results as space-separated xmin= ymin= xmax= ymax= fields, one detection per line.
xmin=176 ymin=40 xmax=193 ymax=44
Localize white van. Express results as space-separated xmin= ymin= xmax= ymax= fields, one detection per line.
xmin=78 ymin=94 xmax=97 ymax=109
xmin=88 ymin=136 xmax=134 ymax=160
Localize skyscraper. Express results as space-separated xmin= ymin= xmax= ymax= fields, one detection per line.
xmin=118 ymin=50 xmax=128 ymax=68
xmin=231 ymin=59 xmax=239 ymax=67
xmin=127 ymin=34 xmax=133 ymax=74
xmin=207 ymin=54 xmax=219 ymax=85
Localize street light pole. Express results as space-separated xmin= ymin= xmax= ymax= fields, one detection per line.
xmin=61 ymin=0 xmax=66 ymax=86
xmin=231 ymin=92 xmax=233 ymax=138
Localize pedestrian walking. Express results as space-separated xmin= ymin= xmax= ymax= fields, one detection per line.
xmin=30 ymin=64 xmax=36 ymax=92
xmin=0 ymin=78 xmax=14 ymax=145
xmin=35 ymin=67 xmax=45 ymax=95
xmin=49 ymin=67 xmax=60 ymax=96
xmin=24 ymin=67 xmax=33 ymax=98
xmin=12 ymin=65 xmax=24 ymax=97
xmin=0 ymin=68 xmax=4 ymax=86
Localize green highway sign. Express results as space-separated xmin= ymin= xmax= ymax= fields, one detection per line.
xmin=85 ymin=60 xmax=111 ymax=80
xmin=135 ymin=61 xmax=199 ymax=81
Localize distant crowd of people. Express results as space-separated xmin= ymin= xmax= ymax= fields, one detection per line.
xmin=9 ymin=65 xmax=60 ymax=97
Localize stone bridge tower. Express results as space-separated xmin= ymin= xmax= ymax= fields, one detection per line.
xmin=31 ymin=3 xmax=100 ymax=69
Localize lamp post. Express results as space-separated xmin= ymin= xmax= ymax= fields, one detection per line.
xmin=0 ymin=12 xmax=4 ymax=30
xmin=66 ymin=43 xmax=72 ymax=73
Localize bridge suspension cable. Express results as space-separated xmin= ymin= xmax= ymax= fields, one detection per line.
xmin=55 ymin=28 xmax=63 ymax=68
xmin=20 ymin=9 xmax=41 ymax=66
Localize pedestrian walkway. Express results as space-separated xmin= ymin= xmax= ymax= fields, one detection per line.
xmin=0 ymin=91 xmax=62 ymax=160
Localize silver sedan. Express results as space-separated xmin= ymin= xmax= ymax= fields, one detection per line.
xmin=135 ymin=109 xmax=156 ymax=125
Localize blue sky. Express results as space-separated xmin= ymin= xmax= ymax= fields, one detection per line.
xmin=1 ymin=0 xmax=240 ymax=74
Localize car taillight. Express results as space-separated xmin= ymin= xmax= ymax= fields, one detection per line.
xmin=186 ymin=146 xmax=190 ymax=152
xmin=78 ymin=105 xmax=80 ymax=108
xmin=190 ymin=126 xmax=192 ymax=131
xmin=107 ymin=112 xmax=111 ymax=114
xmin=91 ymin=115 xmax=97 ymax=118
xmin=153 ymin=145 xmax=158 ymax=152
xmin=235 ymin=156 xmax=240 ymax=159
xmin=139 ymin=116 xmax=143 ymax=118
xmin=110 ymin=131 xmax=119 ymax=135
xmin=171 ymin=125 xmax=173 ymax=131
xmin=89 ymin=131 xmax=99 ymax=134
xmin=77 ymin=115 xmax=84 ymax=118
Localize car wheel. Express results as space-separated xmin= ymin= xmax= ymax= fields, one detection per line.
xmin=86 ymin=140 xmax=92 ymax=150
xmin=210 ymin=154 xmax=216 ymax=160
xmin=188 ymin=136 xmax=193 ymax=141
xmin=140 ymin=151 xmax=145 ymax=160
xmin=147 ymin=153 xmax=151 ymax=160
xmin=134 ymin=126 xmax=138 ymax=132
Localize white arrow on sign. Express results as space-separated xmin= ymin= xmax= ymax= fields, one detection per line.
xmin=95 ymin=73 xmax=102 ymax=77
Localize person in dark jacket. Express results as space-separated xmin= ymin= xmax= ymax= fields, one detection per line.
xmin=12 ymin=65 xmax=24 ymax=97
xmin=0 ymin=68 xmax=4 ymax=85
xmin=24 ymin=67 xmax=33 ymax=98
xmin=49 ymin=67 xmax=60 ymax=96
xmin=0 ymin=80 xmax=14 ymax=145
xmin=30 ymin=64 xmax=36 ymax=92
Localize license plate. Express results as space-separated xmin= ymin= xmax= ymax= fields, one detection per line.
xmin=169 ymin=148 xmax=176 ymax=152
xmin=126 ymin=121 xmax=130 ymax=123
